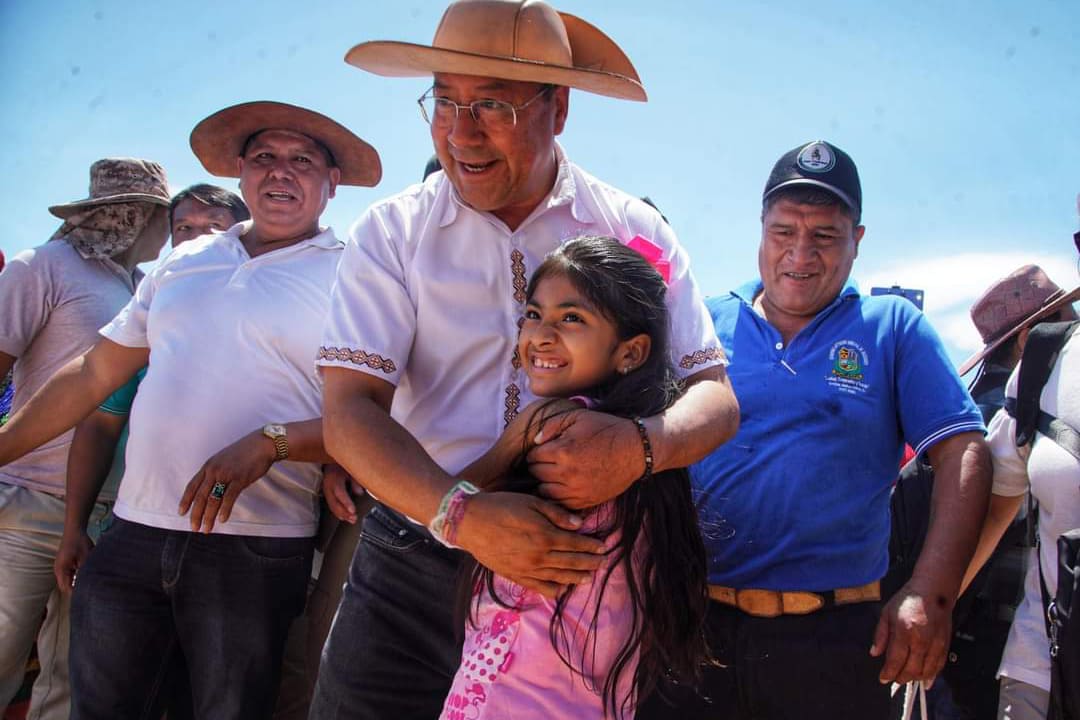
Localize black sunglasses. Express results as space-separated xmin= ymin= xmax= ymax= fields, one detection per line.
xmin=1075 ymin=230 xmax=1079 ymax=255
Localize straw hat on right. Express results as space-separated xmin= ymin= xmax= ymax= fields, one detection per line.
xmin=958 ymin=264 xmax=1080 ymax=375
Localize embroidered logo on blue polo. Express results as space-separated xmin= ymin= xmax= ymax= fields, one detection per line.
xmin=797 ymin=142 xmax=835 ymax=173
xmin=827 ymin=340 xmax=869 ymax=395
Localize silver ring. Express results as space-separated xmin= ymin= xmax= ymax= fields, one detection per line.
xmin=210 ymin=482 xmax=227 ymax=500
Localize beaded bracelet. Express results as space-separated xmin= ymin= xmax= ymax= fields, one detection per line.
xmin=632 ymin=417 xmax=654 ymax=481
xmin=429 ymin=480 xmax=480 ymax=548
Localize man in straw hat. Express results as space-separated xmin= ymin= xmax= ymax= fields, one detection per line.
xmin=0 ymin=158 xmax=170 ymax=719
xmin=312 ymin=1 xmax=738 ymax=717
xmin=639 ymin=140 xmax=992 ymax=720
xmin=0 ymin=101 xmax=380 ymax=718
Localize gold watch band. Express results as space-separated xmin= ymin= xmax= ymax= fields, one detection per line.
xmin=270 ymin=435 xmax=289 ymax=461
xmin=262 ymin=424 xmax=289 ymax=461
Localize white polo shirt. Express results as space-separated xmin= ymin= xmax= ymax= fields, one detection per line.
xmin=102 ymin=223 xmax=343 ymax=537
xmin=318 ymin=145 xmax=725 ymax=477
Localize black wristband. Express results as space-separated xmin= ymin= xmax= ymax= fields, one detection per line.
xmin=632 ymin=417 xmax=654 ymax=481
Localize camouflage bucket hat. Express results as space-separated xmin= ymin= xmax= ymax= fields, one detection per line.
xmin=49 ymin=158 xmax=170 ymax=219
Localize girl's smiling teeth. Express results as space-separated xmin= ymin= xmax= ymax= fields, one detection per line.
xmin=531 ymin=356 xmax=566 ymax=369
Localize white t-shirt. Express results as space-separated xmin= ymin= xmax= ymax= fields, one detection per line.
xmin=988 ymin=331 xmax=1080 ymax=691
xmin=318 ymin=145 xmax=725 ymax=477
xmin=102 ymin=222 xmax=343 ymax=537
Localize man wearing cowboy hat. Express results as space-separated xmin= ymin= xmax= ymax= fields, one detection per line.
xmin=312 ymin=1 xmax=738 ymax=717
xmin=0 ymin=158 xmax=170 ymax=719
xmin=0 ymin=102 xmax=381 ymax=718
xmin=641 ymin=141 xmax=992 ymax=720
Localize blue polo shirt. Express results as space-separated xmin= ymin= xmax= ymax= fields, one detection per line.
xmin=692 ymin=279 xmax=983 ymax=591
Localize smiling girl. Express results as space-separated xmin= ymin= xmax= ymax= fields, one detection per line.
xmin=437 ymin=235 xmax=710 ymax=720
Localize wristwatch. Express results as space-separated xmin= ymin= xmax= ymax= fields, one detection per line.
xmin=262 ymin=423 xmax=289 ymax=461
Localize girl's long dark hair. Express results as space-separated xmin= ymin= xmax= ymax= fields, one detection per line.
xmin=457 ymin=235 xmax=709 ymax=718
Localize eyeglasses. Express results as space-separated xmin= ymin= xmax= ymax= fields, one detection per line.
xmin=418 ymin=85 xmax=554 ymax=129
xmin=1074 ymin=230 xmax=1079 ymax=255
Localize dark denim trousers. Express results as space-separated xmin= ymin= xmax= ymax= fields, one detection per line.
xmin=309 ymin=503 xmax=464 ymax=720
xmin=69 ymin=518 xmax=313 ymax=720
xmin=637 ymin=599 xmax=892 ymax=720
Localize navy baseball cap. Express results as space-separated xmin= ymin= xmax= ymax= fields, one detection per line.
xmin=763 ymin=140 xmax=861 ymax=216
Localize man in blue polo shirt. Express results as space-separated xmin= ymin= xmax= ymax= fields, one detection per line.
xmin=641 ymin=141 xmax=992 ymax=720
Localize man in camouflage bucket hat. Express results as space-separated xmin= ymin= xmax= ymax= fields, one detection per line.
xmin=0 ymin=158 xmax=170 ymax=719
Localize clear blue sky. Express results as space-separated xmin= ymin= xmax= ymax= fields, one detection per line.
xmin=2 ymin=0 xmax=1077 ymax=365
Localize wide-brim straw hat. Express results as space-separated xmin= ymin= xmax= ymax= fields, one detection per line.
xmin=345 ymin=0 xmax=646 ymax=102
xmin=958 ymin=264 xmax=1080 ymax=376
xmin=189 ymin=101 xmax=381 ymax=187
xmin=49 ymin=158 xmax=170 ymax=219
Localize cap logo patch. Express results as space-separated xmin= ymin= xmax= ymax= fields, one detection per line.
xmin=796 ymin=142 xmax=835 ymax=173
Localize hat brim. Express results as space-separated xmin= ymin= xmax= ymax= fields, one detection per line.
xmin=958 ymin=285 xmax=1080 ymax=376
xmin=189 ymin=101 xmax=382 ymax=187
xmin=49 ymin=193 xmax=170 ymax=220
xmin=344 ymin=13 xmax=646 ymax=102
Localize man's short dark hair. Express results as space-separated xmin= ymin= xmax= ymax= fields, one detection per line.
xmin=762 ymin=185 xmax=861 ymax=226
xmin=169 ymin=184 xmax=250 ymax=228
xmin=239 ymin=130 xmax=337 ymax=169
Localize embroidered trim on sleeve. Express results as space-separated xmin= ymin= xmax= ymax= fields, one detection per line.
xmin=318 ymin=346 xmax=397 ymax=374
xmin=679 ymin=347 xmax=727 ymax=370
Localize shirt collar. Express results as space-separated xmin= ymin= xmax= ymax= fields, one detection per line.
xmin=225 ymin=221 xmax=342 ymax=252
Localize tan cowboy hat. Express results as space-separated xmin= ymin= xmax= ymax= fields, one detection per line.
xmin=189 ymin=101 xmax=382 ymax=187
xmin=345 ymin=0 xmax=646 ymax=102
xmin=49 ymin=158 xmax=170 ymax=219
xmin=958 ymin=264 xmax=1080 ymax=376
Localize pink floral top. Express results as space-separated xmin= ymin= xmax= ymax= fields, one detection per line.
xmin=440 ymin=505 xmax=638 ymax=720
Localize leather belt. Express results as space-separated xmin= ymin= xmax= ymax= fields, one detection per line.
xmin=708 ymin=580 xmax=881 ymax=618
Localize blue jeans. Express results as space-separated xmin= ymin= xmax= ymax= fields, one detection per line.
xmin=69 ymin=518 xmax=313 ymax=720
xmin=308 ymin=504 xmax=464 ymax=719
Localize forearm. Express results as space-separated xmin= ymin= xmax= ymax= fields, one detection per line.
xmin=323 ymin=369 xmax=454 ymax=525
xmin=911 ymin=432 xmax=993 ymax=605
xmin=0 ymin=339 xmax=146 ymax=466
xmin=64 ymin=413 xmax=125 ymax=533
xmin=959 ymin=492 xmax=1024 ymax=595
xmin=646 ymin=366 xmax=739 ymax=473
